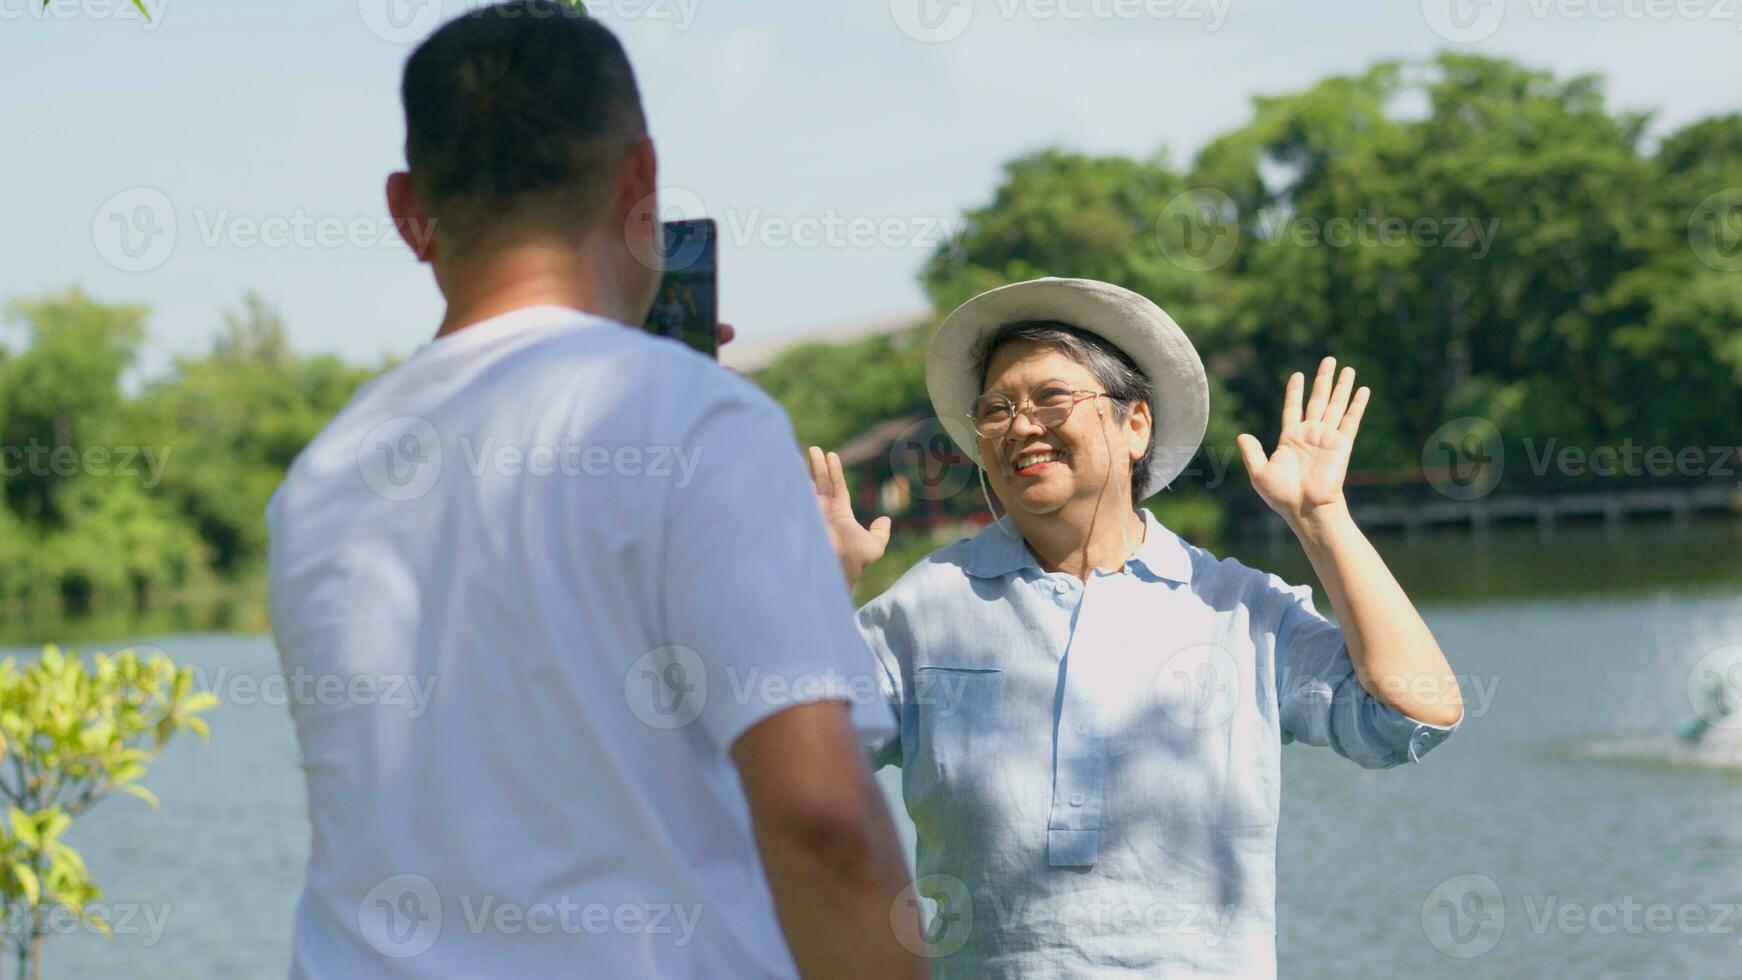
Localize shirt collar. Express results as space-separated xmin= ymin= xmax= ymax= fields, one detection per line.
xmin=964 ymin=509 xmax=1194 ymax=583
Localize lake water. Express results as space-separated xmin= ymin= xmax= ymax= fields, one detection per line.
xmin=11 ymin=518 xmax=1742 ymax=978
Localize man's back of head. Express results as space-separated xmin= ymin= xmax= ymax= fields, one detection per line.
xmin=388 ymin=1 xmax=663 ymax=333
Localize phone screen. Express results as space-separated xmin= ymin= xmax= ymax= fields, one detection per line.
xmin=642 ymin=218 xmax=718 ymax=358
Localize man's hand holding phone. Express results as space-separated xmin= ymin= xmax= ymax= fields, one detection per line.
xmin=643 ymin=218 xmax=719 ymax=358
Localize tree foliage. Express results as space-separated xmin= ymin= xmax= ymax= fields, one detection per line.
xmin=0 ymin=290 xmax=376 ymax=618
xmin=0 ymin=646 xmax=217 ymax=980
xmin=902 ymin=54 xmax=1742 ymax=479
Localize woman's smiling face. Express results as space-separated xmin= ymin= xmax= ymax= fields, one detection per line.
xmin=977 ymin=338 xmax=1148 ymax=518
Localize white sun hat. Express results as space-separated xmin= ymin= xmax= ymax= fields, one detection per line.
xmin=925 ymin=277 xmax=1209 ymax=500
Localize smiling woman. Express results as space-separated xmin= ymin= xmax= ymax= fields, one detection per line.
xmin=808 ymin=276 xmax=1464 ymax=978
xmin=970 ymin=319 xmax=1155 ymax=527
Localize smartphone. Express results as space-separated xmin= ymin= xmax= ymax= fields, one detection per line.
xmin=642 ymin=218 xmax=718 ymax=358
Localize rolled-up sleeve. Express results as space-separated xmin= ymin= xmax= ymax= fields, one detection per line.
xmin=854 ymin=595 xmax=908 ymax=771
xmin=1267 ymin=575 xmax=1458 ymax=769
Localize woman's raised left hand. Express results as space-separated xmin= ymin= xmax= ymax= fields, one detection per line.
xmin=1236 ymin=356 xmax=1369 ymax=529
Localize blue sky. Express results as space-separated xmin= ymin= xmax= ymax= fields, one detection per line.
xmin=4 ymin=0 xmax=1741 ymax=376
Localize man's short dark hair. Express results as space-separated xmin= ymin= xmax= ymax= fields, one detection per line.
xmin=401 ymin=1 xmax=648 ymax=256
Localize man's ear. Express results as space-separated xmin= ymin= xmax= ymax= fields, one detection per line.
xmin=386 ymin=172 xmax=439 ymax=264
xmin=615 ymin=136 xmax=659 ymax=256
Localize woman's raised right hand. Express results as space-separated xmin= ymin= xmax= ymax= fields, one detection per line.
xmin=806 ymin=446 xmax=892 ymax=590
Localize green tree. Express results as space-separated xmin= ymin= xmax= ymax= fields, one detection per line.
xmin=132 ymin=293 xmax=379 ymax=573
xmin=0 ymin=291 xmax=145 ymax=527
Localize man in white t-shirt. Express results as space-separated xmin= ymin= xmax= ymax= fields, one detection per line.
xmin=265 ymin=5 xmax=928 ymax=977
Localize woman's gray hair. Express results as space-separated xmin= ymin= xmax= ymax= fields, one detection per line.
xmin=971 ymin=319 xmax=1156 ymax=501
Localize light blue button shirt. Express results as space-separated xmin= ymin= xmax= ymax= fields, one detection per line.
xmin=858 ymin=510 xmax=1457 ymax=978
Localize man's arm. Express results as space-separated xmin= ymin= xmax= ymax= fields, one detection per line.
xmin=733 ymin=701 xmax=930 ymax=980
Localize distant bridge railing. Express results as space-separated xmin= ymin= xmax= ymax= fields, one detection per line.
xmin=1233 ymin=453 xmax=1742 ymax=543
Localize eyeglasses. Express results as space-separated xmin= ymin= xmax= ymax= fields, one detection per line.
xmin=969 ymin=384 xmax=1114 ymax=439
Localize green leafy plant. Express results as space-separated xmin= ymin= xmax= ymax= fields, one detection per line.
xmin=0 ymin=646 xmax=217 ymax=980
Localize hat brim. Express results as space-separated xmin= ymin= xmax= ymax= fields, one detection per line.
xmin=924 ymin=277 xmax=1208 ymax=500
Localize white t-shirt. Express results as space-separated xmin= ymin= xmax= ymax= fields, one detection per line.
xmin=267 ymin=305 xmax=893 ymax=979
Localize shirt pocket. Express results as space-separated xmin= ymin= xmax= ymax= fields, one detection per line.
xmin=911 ymin=665 xmax=1005 ymax=769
